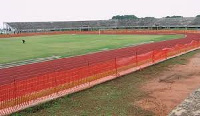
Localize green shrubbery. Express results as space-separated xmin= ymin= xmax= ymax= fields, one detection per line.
xmin=166 ymin=16 xmax=183 ymax=18
xmin=112 ymin=15 xmax=138 ymax=20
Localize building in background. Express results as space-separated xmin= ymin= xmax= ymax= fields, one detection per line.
xmin=3 ymin=17 xmax=200 ymax=34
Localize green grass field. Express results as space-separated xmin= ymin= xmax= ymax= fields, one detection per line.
xmin=0 ymin=34 xmax=184 ymax=64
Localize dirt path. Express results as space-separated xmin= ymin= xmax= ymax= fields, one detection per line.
xmin=135 ymin=53 xmax=200 ymax=116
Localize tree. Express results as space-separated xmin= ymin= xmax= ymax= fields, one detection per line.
xmin=196 ymin=15 xmax=200 ymax=17
xmin=166 ymin=16 xmax=183 ymax=18
xmin=143 ymin=17 xmax=155 ymax=19
xmin=145 ymin=17 xmax=155 ymax=18
xmin=112 ymin=15 xmax=138 ymax=20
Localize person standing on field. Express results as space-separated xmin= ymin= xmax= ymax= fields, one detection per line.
xmin=22 ymin=39 xmax=26 ymax=44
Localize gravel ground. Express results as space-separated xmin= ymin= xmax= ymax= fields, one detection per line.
xmin=169 ymin=88 xmax=200 ymax=116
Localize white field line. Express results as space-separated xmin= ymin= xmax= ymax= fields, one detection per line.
xmin=0 ymin=56 xmax=61 ymax=69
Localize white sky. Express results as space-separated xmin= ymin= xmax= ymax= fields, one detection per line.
xmin=0 ymin=0 xmax=200 ymax=28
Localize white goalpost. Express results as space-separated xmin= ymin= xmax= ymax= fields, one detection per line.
xmin=98 ymin=28 xmax=114 ymax=35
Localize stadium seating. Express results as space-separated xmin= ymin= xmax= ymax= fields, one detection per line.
xmin=156 ymin=17 xmax=195 ymax=27
xmin=6 ymin=20 xmax=118 ymax=32
xmin=5 ymin=17 xmax=200 ymax=32
xmin=190 ymin=17 xmax=200 ymax=26
xmin=117 ymin=18 xmax=157 ymax=27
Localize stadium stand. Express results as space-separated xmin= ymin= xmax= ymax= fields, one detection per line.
xmin=117 ymin=17 xmax=157 ymax=27
xmin=190 ymin=17 xmax=200 ymax=26
xmin=5 ymin=20 xmax=118 ymax=32
xmin=4 ymin=17 xmax=200 ymax=33
xmin=155 ymin=17 xmax=195 ymax=27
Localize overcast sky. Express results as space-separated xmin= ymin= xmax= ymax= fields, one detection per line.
xmin=0 ymin=0 xmax=200 ymax=28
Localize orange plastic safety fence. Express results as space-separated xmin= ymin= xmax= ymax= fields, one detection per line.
xmin=0 ymin=33 xmax=200 ymax=115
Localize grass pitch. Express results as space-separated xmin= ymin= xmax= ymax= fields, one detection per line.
xmin=0 ymin=34 xmax=184 ymax=64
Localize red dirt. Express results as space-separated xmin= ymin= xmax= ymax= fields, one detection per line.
xmin=135 ymin=53 xmax=200 ymax=116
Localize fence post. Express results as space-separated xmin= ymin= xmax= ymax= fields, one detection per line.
xmin=152 ymin=50 xmax=155 ymax=63
xmin=136 ymin=50 xmax=138 ymax=67
xmin=87 ymin=60 xmax=90 ymax=85
xmin=115 ymin=57 xmax=118 ymax=76
xmin=165 ymin=49 xmax=168 ymax=60
xmin=13 ymin=77 xmax=17 ymax=108
xmin=55 ymin=69 xmax=58 ymax=94
xmin=199 ymin=40 xmax=200 ymax=48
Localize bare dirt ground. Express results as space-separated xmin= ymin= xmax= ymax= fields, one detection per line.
xmin=135 ymin=53 xmax=200 ymax=116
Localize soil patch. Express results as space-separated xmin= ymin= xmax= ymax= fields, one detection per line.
xmin=135 ymin=53 xmax=200 ymax=116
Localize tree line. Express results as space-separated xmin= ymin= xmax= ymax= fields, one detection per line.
xmin=111 ymin=15 xmax=200 ymax=20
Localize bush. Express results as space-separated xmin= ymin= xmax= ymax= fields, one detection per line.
xmin=196 ymin=15 xmax=200 ymax=17
xmin=112 ymin=15 xmax=138 ymax=20
xmin=166 ymin=16 xmax=183 ymax=18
